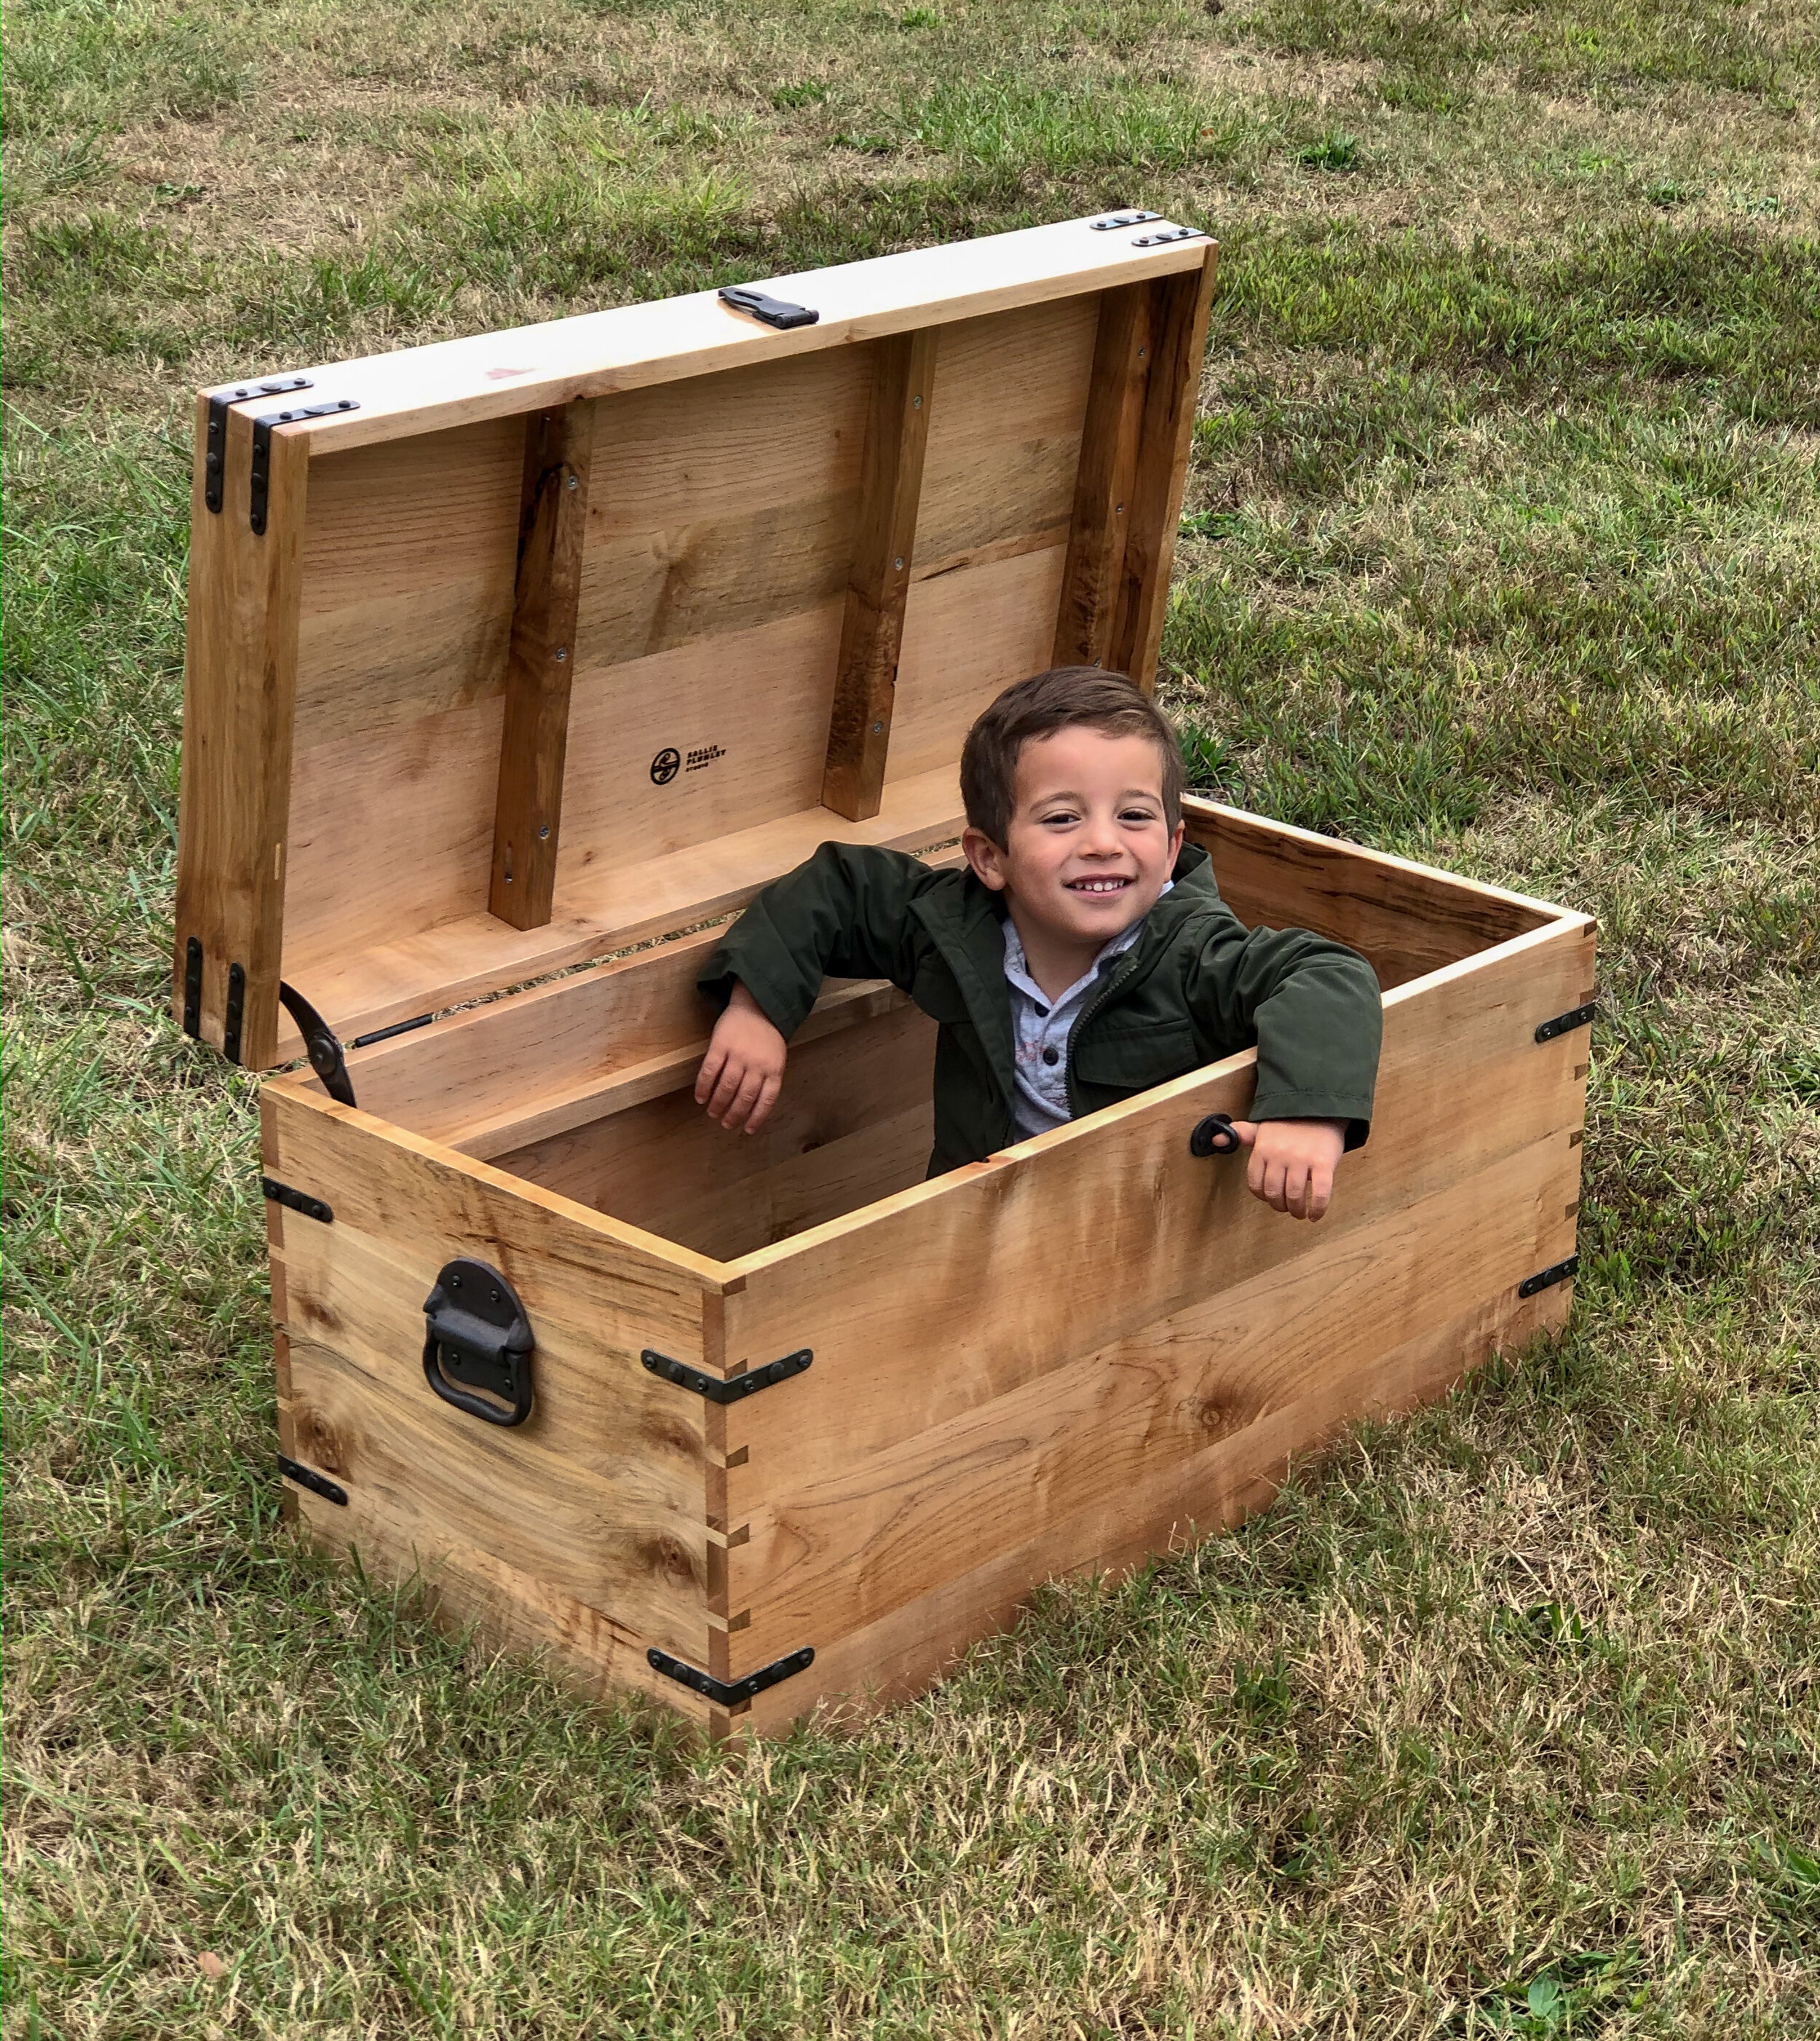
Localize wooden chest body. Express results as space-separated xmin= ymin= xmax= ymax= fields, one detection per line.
xmin=174 ymin=217 xmax=1594 ymax=1737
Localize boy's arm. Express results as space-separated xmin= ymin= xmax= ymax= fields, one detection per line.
xmin=697 ymin=841 xmax=942 ymax=1038
xmin=1184 ymin=914 xmax=1384 ymax=1151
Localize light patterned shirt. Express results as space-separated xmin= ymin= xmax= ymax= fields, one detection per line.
xmin=1001 ymin=884 xmax=1172 ymax=1138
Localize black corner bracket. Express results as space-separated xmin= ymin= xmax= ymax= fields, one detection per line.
xmin=647 ymin=1645 xmax=814 ymax=1709
xmin=263 ymin=1176 xmax=333 ymax=1225
xmin=1519 ymin=1255 xmax=1579 ymax=1299
xmin=249 ymin=399 xmax=360 ymax=534
xmin=278 ymin=1454 xmax=348 ymax=1507
xmin=205 ymin=376 xmax=312 ymax=512
xmin=641 ymin=1348 xmax=812 ymax=1405
xmin=1535 ymin=1001 xmax=1597 ymax=1044
xmin=1089 ymin=209 xmax=1162 ymax=230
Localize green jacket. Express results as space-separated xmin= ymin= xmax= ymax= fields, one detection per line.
xmin=699 ymin=842 xmax=1382 ymax=1177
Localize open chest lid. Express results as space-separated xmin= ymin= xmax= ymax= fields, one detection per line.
xmin=172 ymin=212 xmax=1219 ymax=1070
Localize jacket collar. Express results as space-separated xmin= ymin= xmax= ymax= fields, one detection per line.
xmin=909 ymin=842 xmax=1222 ymax=1089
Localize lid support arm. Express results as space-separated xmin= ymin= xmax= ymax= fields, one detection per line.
xmin=489 ymin=403 xmax=593 ymax=931
xmin=820 ymin=327 xmax=940 ymax=824
xmin=1053 ymin=244 xmax=1219 ymax=692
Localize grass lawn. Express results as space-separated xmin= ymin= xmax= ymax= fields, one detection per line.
xmin=4 ymin=1 xmax=1819 ymax=2034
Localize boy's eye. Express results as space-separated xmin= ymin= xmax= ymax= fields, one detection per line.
xmin=1120 ymin=807 xmax=1160 ymax=823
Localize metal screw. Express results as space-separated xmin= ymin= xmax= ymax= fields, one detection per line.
xmin=912 ymin=395 xmax=922 ymax=408
xmin=872 ymin=720 xmax=884 ymax=733
xmin=1138 ymin=347 xmax=1147 ymax=359
xmin=1115 ymin=502 xmax=1124 ymax=514
xmin=894 ymin=556 xmax=904 ymax=570
xmin=539 ymin=825 xmax=550 ymax=839
xmin=566 ymin=474 xmax=578 ymax=491
xmin=555 ymin=647 xmax=568 ymax=662
xmin=490 ymin=1288 xmax=501 ymax=1303
xmin=450 ymin=1274 xmax=462 ymax=1288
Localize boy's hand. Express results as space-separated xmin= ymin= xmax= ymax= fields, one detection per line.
xmin=1229 ymin=1118 xmax=1348 ymax=1222
xmin=695 ymin=982 xmax=787 ymax=1134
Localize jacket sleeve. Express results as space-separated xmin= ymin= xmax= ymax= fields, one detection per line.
xmin=1182 ymin=912 xmax=1384 ymax=1150
xmin=697 ymin=842 xmax=944 ymax=1039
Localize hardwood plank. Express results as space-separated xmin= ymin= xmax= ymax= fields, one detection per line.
xmin=284 ymin=1469 xmax=713 ymax=1730
xmin=448 ymin=977 xmax=913 ymax=1162
xmin=284 ymin=1325 xmax=708 ymax=1656
xmin=573 ymin=350 xmax=868 ymax=671
xmin=737 ymin=1279 xmax=1564 ymax=1734
xmin=292 ymin=418 xmax=523 ymax=741
xmin=726 ymin=1127 xmax=1579 ymax=1667
xmin=496 ymin=1000 xmax=938 ymax=1259
xmin=1051 ymin=283 xmax=1153 ymax=671
xmin=266 ymin=1084 xmax=725 ymax=1299
xmin=886 ymin=545 xmax=1069 ymax=786
xmin=719 ymin=917 xmax=1596 ymax=1493
xmin=489 ymin=403 xmax=592 ymax=928
xmin=822 ymin=328 xmax=941 ymax=821
xmin=172 ymin=397 xmax=310 ymax=1068
xmin=1109 ymin=245 xmax=1219 ymax=689
xmin=250 ymin=216 xmax=1215 ymax=458
xmin=1187 ymin=797 xmax=1567 ymax=990
xmin=270 ymin=763 xmax=968 ymax=1056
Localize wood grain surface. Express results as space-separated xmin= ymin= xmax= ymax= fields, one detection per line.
xmin=489 ymin=403 xmax=592 ymax=928
xmin=822 ymin=328 xmax=941 ymax=821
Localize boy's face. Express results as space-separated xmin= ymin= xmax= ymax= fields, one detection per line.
xmin=962 ymin=726 xmax=1184 ymax=951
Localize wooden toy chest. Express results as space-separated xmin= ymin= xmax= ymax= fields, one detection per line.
xmin=172 ymin=216 xmax=1596 ymax=1738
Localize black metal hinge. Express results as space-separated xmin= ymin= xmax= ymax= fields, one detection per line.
xmin=278 ymin=1454 xmax=348 ymax=1506
xmin=183 ymin=935 xmax=203 ymax=1037
xmin=641 ymin=1348 xmax=812 ymax=1405
xmin=717 ymin=285 xmax=818 ymax=331
xmin=1535 ymin=1001 xmax=1597 ymax=1044
xmin=278 ymin=981 xmax=357 ymax=1107
xmin=263 ymin=1176 xmax=333 ymax=1225
xmin=1090 ymin=209 xmax=1162 ymax=230
xmin=205 ymin=377 xmax=312 ymax=512
xmin=249 ymin=400 xmax=361 ymax=534
xmin=222 ymin=961 xmax=247 ymax=1065
xmin=647 ymin=1645 xmax=814 ymax=1709
xmin=1519 ymin=1255 xmax=1579 ymax=1299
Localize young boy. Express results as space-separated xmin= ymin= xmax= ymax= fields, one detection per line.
xmin=695 ymin=668 xmax=1382 ymax=1222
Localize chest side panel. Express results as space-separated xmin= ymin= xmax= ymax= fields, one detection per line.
xmin=711 ymin=915 xmax=1594 ymax=1709
xmin=264 ymin=1090 xmax=719 ymax=1687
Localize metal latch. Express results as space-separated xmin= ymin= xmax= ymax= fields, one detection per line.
xmin=641 ymin=1348 xmax=812 ymax=1405
xmin=250 ymin=400 xmax=361 ymax=533
xmin=205 ymin=376 xmax=312 ymax=512
xmin=647 ymin=1645 xmax=815 ymax=1709
xmin=717 ymin=285 xmax=819 ymax=331
xmin=423 ymin=1259 xmax=535 ymax=1427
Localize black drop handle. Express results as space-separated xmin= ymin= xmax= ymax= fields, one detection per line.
xmin=1190 ymin=1113 xmax=1243 ymax=1158
xmin=718 ymin=285 xmax=819 ymax=331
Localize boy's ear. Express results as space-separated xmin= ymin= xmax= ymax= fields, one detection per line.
xmin=962 ymin=825 xmax=1009 ymax=892
xmin=1168 ymin=818 xmax=1185 ymax=866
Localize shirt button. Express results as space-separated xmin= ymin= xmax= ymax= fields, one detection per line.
xmin=1042 ymin=1047 xmax=1059 ymax=1066
xmin=1034 ymin=1006 xmax=1048 ymax=1018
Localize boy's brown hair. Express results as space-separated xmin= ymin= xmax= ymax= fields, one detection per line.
xmin=959 ymin=666 xmax=1184 ymax=847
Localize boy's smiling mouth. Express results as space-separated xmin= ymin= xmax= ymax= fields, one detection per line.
xmin=1066 ymin=875 xmax=1132 ymax=893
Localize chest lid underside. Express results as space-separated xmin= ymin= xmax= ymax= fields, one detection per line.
xmin=172 ymin=213 xmax=1219 ymax=1070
